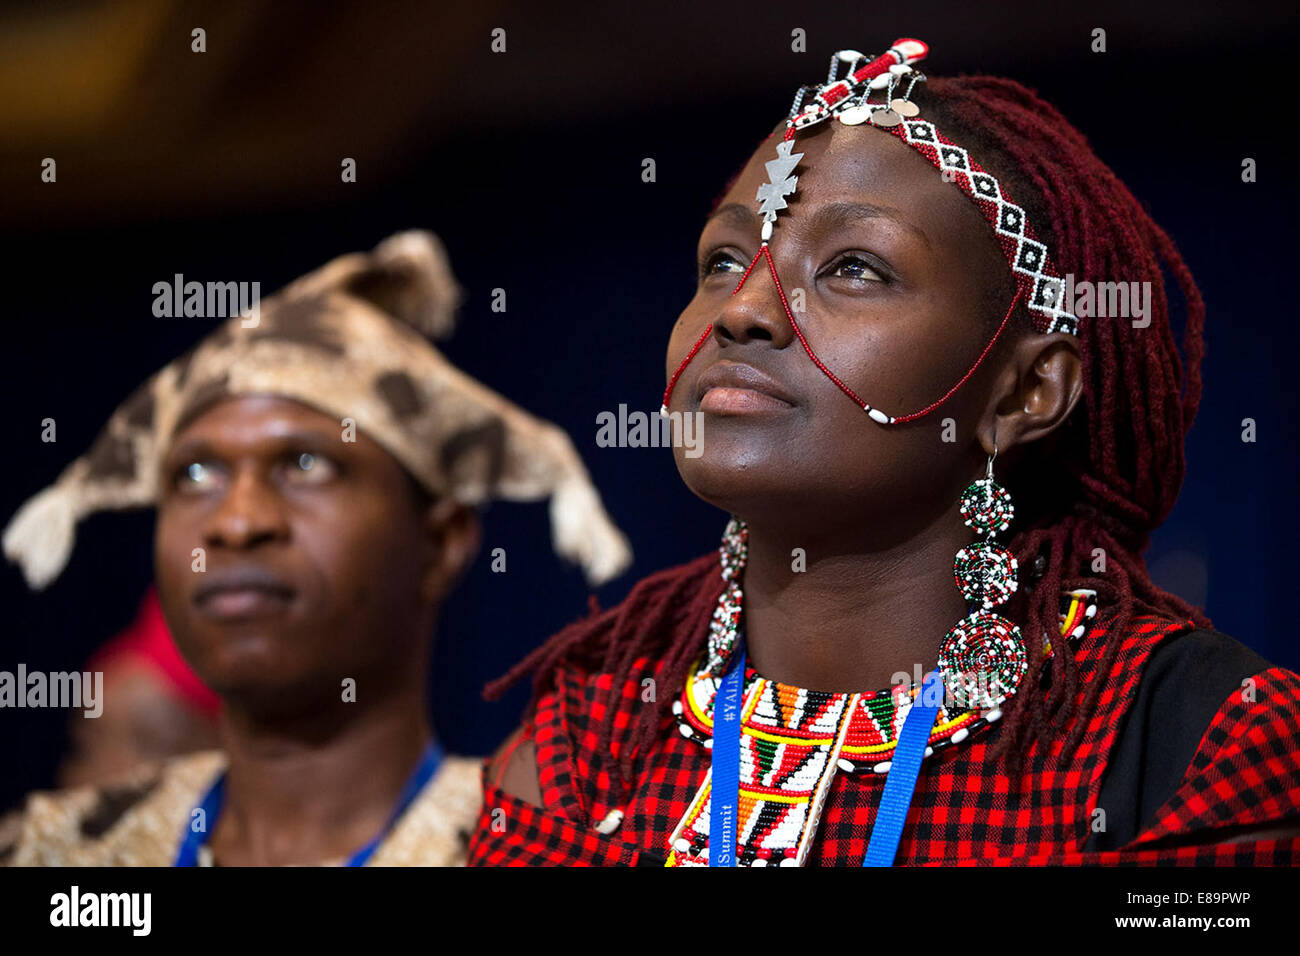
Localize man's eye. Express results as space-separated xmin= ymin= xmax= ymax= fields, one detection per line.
xmin=284 ymin=452 xmax=337 ymax=484
xmin=699 ymin=250 xmax=746 ymax=279
xmin=828 ymin=255 xmax=885 ymax=283
xmin=176 ymin=462 xmax=221 ymax=493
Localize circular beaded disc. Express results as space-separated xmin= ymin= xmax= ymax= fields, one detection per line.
xmin=953 ymin=542 xmax=1019 ymax=609
xmin=959 ymin=477 xmax=1014 ymax=536
xmin=938 ymin=611 xmax=1027 ymax=709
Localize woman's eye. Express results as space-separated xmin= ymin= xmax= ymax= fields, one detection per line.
xmin=699 ymin=250 xmax=745 ymax=279
xmin=828 ymin=255 xmax=885 ymax=283
xmin=176 ymin=461 xmax=222 ymax=494
xmin=283 ymin=452 xmax=337 ymax=485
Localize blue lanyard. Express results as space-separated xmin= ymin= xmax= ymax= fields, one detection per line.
xmin=708 ymin=648 xmax=747 ymax=866
xmin=707 ymin=643 xmax=941 ymax=868
xmin=861 ymin=669 xmax=942 ymax=866
xmin=173 ymin=772 xmax=227 ymax=867
xmin=174 ymin=741 xmax=444 ymax=867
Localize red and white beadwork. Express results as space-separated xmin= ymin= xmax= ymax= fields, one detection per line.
xmin=704 ymin=518 xmax=747 ymax=679
xmin=938 ymin=610 xmax=1028 ymax=710
xmin=880 ymin=119 xmax=1078 ymax=335
xmin=942 ymin=455 xmax=1024 ymax=707
xmin=669 ymin=674 xmax=856 ymax=867
xmin=960 ymin=477 xmax=1014 ymax=535
xmin=782 ymin=39 xmax=1079 ymax=336
xmin=953 ymin=541 xmax=1019 ymax=609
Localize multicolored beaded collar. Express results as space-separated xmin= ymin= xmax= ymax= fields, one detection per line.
xmin=665 ymin=590 xmax=1097 ymax=867
xmin=676 ymin=588 xmax=1096 ymax=769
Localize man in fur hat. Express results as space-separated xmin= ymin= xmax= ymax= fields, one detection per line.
xmin=1 ymin=231 xmax=630 ymax=866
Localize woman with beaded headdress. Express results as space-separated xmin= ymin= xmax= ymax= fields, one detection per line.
xmin=468 ymin=40 xmax=1300 ymax=866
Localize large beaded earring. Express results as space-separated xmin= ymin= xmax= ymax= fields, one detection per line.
xmin=937 ymin=443 xmax=1027 ymax=710
xmin=704 ymin=516 xmax=748 ymax=679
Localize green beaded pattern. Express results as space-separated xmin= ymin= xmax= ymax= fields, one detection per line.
xmin=953 ymin=541 xmax=1019 ymax=609
xmin=959 ymin=478 xmax=1013 ymax=536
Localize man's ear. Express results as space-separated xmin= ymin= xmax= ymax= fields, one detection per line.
xmin=420 ymin=497 xmax=482 ymax=605
xmin=980 ymin=332 xmax=1083 ymax=456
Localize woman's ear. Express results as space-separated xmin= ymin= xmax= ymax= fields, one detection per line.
xmin=419 ymin=498 xmax=482 ymax=605
xmin=980 ymin=332 xmax=1083 ymax=456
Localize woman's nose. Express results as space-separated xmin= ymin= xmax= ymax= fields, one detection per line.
xmin=713 ymin=249 xmax=798 ymax=348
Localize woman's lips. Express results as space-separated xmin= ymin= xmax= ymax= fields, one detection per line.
xmin=699 ymin=386 xmax=793 ymax=414
xmin=695 ymin=361 xmax=797 ymax=415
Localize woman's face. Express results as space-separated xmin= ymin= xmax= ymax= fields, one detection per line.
xmin=668 ymin=120 xmax=1015 ymax=544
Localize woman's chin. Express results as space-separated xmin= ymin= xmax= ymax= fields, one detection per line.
xmin=675 ymin=454 xmax=802 ymax=517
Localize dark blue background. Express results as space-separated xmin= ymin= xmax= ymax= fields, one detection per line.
xmin=3 ymin=5 xmax=1297 ymax=812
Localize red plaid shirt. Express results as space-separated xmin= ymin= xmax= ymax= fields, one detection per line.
xmin=467 ymin=556 xmax=1300 ymax=865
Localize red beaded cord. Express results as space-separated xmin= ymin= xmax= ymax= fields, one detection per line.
xmin=890 ymin=287 xmax=1021 ymax=424
xmin=661 ymin=323 xmax=713 ymax=414
xmin=758 ymin=243 xmax=873 ymax=411
xmin=662 ymin=238 xmax=1023 ymax=425
xmin=660 ymin=244 xmax=765 ymax=414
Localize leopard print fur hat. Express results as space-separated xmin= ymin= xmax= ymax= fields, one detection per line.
xmin=4 ymin=231 xmax=632 ymax=588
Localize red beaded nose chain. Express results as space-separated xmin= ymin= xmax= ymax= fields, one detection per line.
xmin=660 ymin=238 xmax=1022 ymax=425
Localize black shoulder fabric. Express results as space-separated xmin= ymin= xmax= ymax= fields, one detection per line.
xmin=1084 ymin=627 xmax=1272 ymax=851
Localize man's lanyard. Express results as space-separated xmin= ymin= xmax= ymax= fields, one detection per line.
xmin=174 ymin=741 xmax=444 ymax=867
xmin=708 ymin=644 xmax=941 ymax=867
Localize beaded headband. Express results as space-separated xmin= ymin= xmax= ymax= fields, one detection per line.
xmin=663 ymin=39 xmax=1080 ymax=426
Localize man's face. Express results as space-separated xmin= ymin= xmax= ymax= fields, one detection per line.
xmin=154 ymin=394 xmax=438 ymax=710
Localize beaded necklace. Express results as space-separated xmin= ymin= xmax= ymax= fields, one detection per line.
xmin=664 ymin=521 xmax=1097 ymax=867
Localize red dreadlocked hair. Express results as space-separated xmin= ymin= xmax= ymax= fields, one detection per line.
xmin=487 ymin=75 xmax=1211 ymax=787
